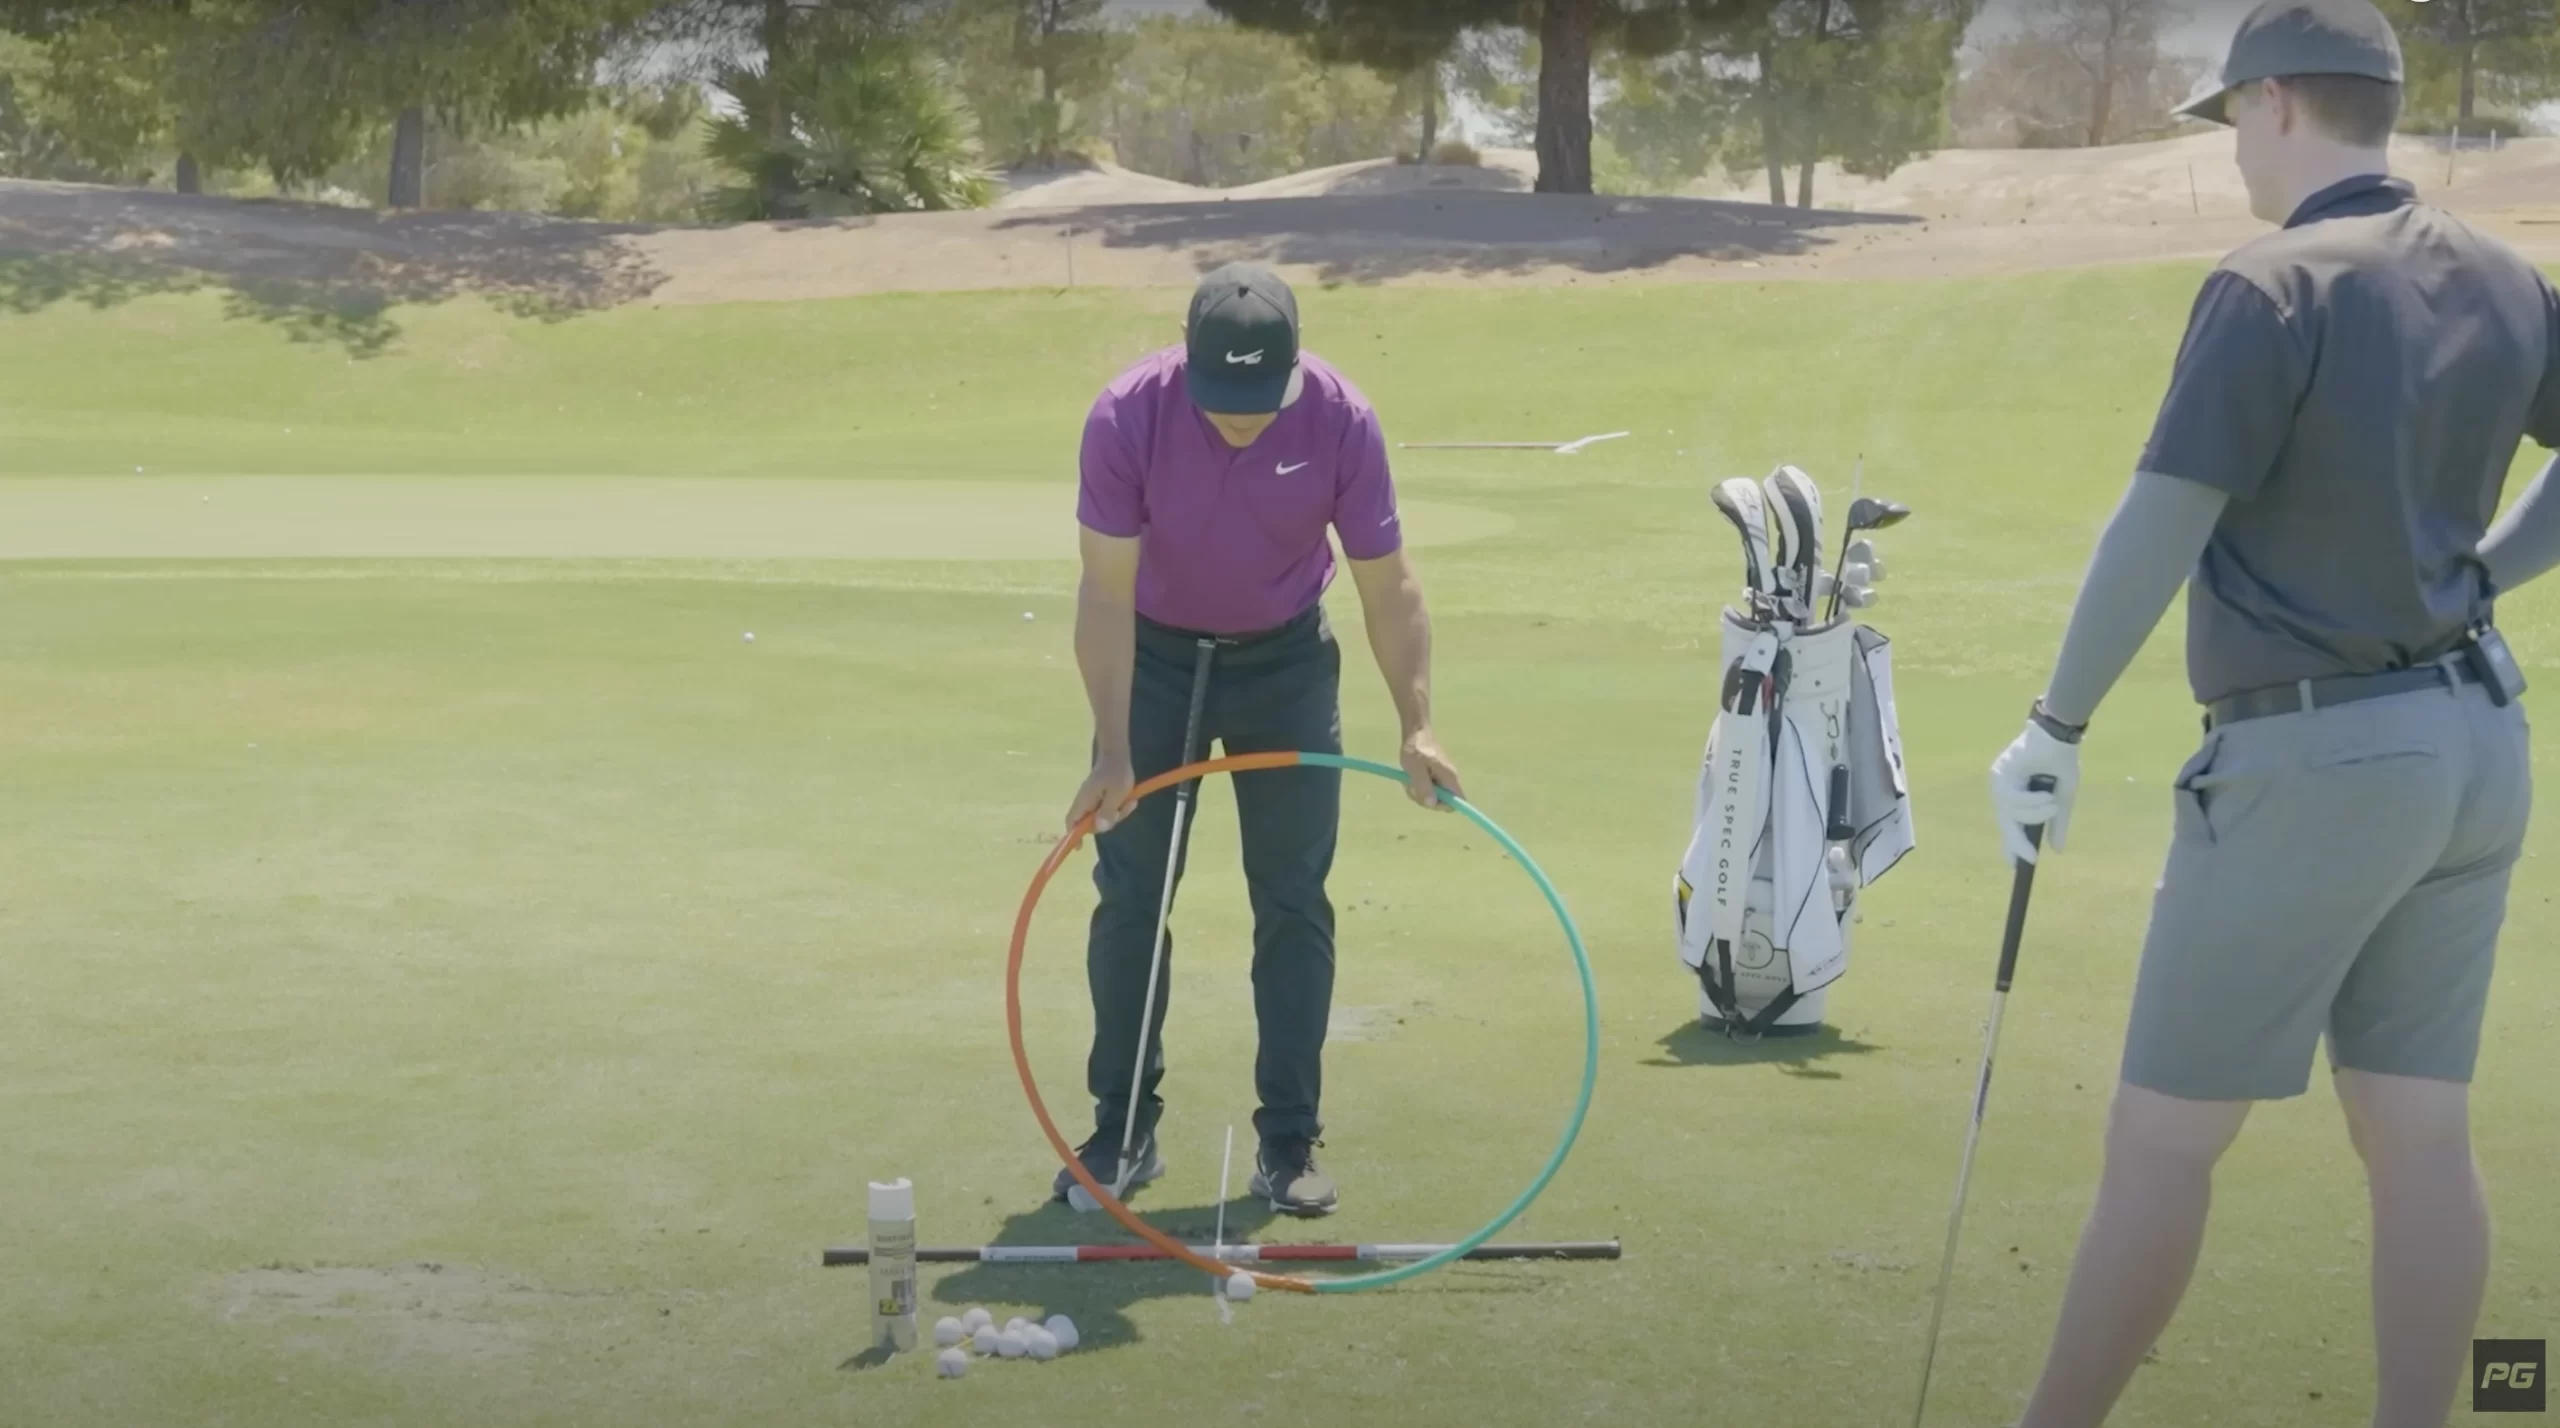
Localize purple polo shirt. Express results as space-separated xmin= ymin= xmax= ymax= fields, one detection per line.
xmin=1077 ymin=345 xmax=1402 ymax=635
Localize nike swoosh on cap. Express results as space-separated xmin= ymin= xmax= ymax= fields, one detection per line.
xmin=1225 ymin=350 xmax=1264 ymax=364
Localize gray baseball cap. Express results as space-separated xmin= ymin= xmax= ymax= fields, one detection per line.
xmin=1184 ymin=262 xmax=1304 ymax=415
xmin=2175 ymin=0 xmax=2403 ymax=126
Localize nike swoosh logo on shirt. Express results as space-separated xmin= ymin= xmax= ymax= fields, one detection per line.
xmin=1225 ymin=350 xmax=1264 ymax=365
xmin=1276 ymin=461 xmax=1310 ymax=475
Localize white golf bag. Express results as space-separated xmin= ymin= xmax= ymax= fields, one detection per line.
xmin=1674 ymin=559 xmax=1915 ymax=1037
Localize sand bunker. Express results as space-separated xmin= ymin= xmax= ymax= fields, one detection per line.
xmin=0 ymin=476 xmax=1515 ymax=560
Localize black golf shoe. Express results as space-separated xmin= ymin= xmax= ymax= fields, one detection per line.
xmin=1052 ymin=1129 xmax=1164 ymax=1209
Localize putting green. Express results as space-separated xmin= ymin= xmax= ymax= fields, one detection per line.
xmin=0 ymin=477 xmax=1514 ymax=561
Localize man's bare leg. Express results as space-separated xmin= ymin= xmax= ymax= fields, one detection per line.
xmin=2015 ymin=1083 xmax=2253 ymax=1428
xmin=2337 ymin=1068 xmax=2488 ymax=1428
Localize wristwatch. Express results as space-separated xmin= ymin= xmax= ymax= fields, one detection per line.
xmin=2028 ymin=698 xmax=2086 ymax=745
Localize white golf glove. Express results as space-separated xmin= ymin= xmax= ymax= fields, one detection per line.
xmin=1988 ymin=716 xmax=2079 ymax=865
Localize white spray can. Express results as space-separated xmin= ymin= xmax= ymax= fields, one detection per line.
xmin=868 ymin=1179 xmax=918 ymax=1353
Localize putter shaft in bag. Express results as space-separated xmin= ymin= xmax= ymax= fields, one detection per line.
xmin=1910 ymin=774 xmax=2054 ymax=1428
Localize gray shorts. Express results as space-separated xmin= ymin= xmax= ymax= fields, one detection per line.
xmin=2122 ymin=676 xmax=2531 ymax=1101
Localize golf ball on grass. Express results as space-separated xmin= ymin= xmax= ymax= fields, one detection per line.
xmin=936 ymin=1347 xmax=970 ymax=1379
xmin=1004 ymin=1317 xmax=1030 ymax=1335
xmin=1224 ymin=1271 xmax=1256 ymax=1302
xmin=1025 ymin=1327 xmax=1059 ymax=1360
xmin=995 ymin=1329 xmax=1028 ymax=1359
xmin=933 ymin=1316 xmax=966 ymax=1347
xmin=961 ymin=1308 xmax=994 ymax=1333
xmin=1043 ymin=1314 xmax=1079 ymax=1350
xmin=971 ymin=1325 xmax=1000 ymax=1355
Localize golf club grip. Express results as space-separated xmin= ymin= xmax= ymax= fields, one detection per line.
xmin=1174 ymin=638 xmax=1216 ymax=796
xmin=1994 ymin=775 xmax=2057 ymax=992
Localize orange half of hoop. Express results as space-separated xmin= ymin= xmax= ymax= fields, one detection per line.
xmin=1005 ymin=751 xmax=1318 ymax=1292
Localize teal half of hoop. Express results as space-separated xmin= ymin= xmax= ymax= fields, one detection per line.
xmin=1294 ymin=752 xmax=1600 ymax=1293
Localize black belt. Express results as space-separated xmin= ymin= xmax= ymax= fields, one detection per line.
xmin=1138 ymin=606 xmax=1319 ymax=649
xmin=2204 ymin=658 xmax=2479 ymax=730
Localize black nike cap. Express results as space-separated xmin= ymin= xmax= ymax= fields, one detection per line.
xmin=1184 ymin=262 xmax=1303 ymax=415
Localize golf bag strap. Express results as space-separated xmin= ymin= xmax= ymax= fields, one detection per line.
xmin=1693 ymin=951 xmax=1802 ymax=1038
xmin=1740 ymin=988 xmax=1802 ymax=1038
xmin=1697 ymin=951 xmax=1741 ymax=1022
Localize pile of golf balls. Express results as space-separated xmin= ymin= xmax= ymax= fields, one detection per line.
xmin=931 ymin=1307 xmax=1079 ymax=1379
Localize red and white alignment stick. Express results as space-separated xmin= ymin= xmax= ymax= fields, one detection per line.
xmin=821 ymin=1240 xmax=1619 ymax=1267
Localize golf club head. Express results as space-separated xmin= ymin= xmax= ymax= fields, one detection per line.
xmin=1846 ymin=496 xmax=1911 ymax=534
xmin=1845 ymin=537 xmax=1883 ymax=577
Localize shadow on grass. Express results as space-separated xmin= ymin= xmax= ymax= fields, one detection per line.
xmin=837 ymin=1344 xmax=897 ymax=1372
xmin=914 ymin=1194 xmax=1282 ymax=1356
xmin=0 ymin=180 xmax=669 ymax=358
xmin=1643 ymin=1019 xmax=1884 ymax=1079
xmin=994 ymin=189 xmax=1919 ymax=286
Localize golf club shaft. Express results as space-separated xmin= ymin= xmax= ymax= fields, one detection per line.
xmin=1213 ymin=1124 xmax=1234 ymax=1277
xmin=1911 ymin=781 xmax=2050 ymax=1428
xmin=1824 ymin=524 xmax=1865 ymax=623
xmin=820 ymin=1241 xmax=1624 ymax=1266
xmin=1113 ymin=637 xmax=1216 ymax=1182
xmin=1911 ymin=985 xmax=2009 ymax=1428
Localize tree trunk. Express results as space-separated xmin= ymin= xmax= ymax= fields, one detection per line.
xmin=760 ymin=0 xmax=792 ymax=215
xmin=1534 ymin=0 xmax=1596 ymax=194
xmin=1795 ymin=90 xmax=1821 ymax=208
xmin=1419 ymin=73 xmax=1439 ymax=160
xmin=1796 ymin=0 xmax=1831 ymax=206
xmin=2458 ymin=41 xmax=2477 ymax=124
xmin=388 ymin=105 xmax=425 ymax=209
xmin=2087 ymin=5 xmax=2121 ymax=147
xmin=175 ymin=151 xmax=201 ymax=195
xmin=1759 ymin=54 xmax=1785 ymax=205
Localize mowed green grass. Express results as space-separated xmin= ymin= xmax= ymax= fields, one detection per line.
xmin=2 ymin=267 xmax=2556 ymax=1428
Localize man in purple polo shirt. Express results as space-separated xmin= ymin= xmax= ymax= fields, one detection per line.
xmin=1056 ymin=262 xmax=1461 ymax=1216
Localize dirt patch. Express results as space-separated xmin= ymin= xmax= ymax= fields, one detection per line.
xmin=628 ymin=189 xmax=1913 ymax=303
xmin=0 ymin=476 xmax=1515 ymax=560
xmin=1695 ymin=132 xmax=2560 ymax=225
xmin=5 ymin=137 xmax=2554 ymax=324
xmin=213 ymin=1263 xmax=551 ymax=1362
xmin=1328 ymin=1000 xmax=1434 ymax=1043
xmin=2442 ymin=159 xmax=2560 ymax=216
xmin=995 ymin=150 xmax=1540 ymax=208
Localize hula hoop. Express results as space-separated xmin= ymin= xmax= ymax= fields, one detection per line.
xmin=1006 ymin=750 xmax=1599 ymax=1295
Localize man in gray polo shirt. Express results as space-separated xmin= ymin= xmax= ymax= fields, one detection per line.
xmin=1984 ymin=0 xmax=2560 ymax=1421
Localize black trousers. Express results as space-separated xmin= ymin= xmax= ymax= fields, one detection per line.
xmin=1086 ymin=604 xmax=1343 ymax=1148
